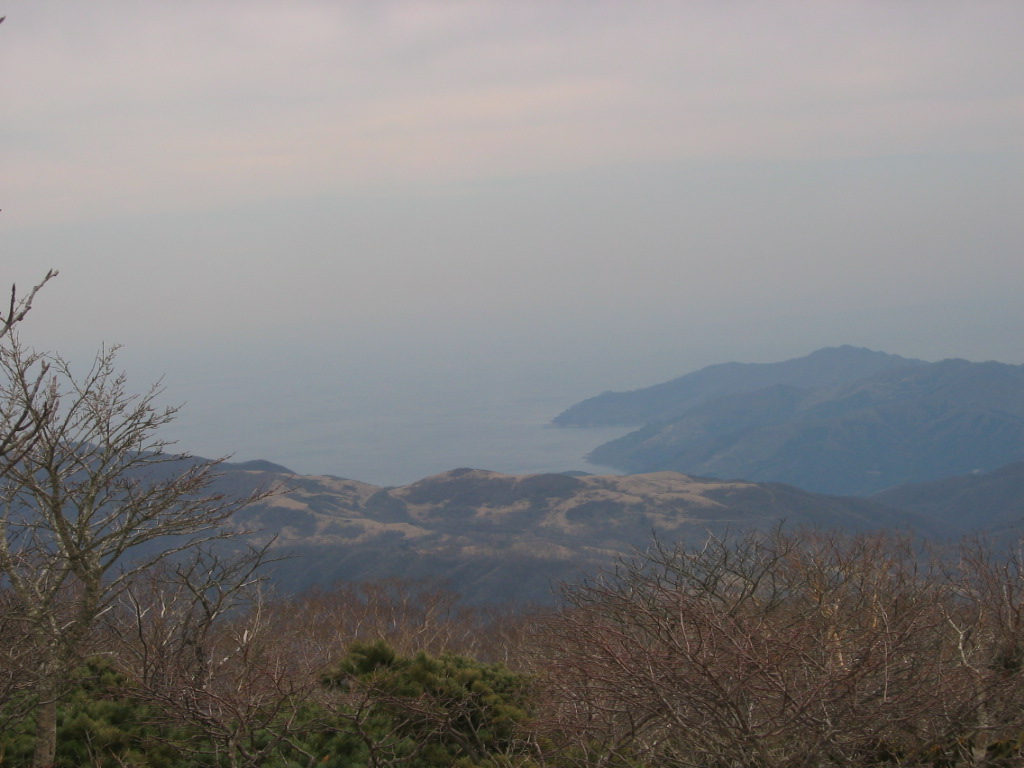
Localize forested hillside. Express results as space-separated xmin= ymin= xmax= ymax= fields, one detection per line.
xmin=872 ymin=460 xmax=1024 ymax=535
xmin=554 ymin=346 xmax=924 ymax=427
xmin=560 ymin=348 xmax=1024 ymax=495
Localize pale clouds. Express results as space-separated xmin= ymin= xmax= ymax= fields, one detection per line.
xmin=3 ymin=2 xmax=1022 ymax=226
xmin=3 ymin=2 xmax=1023 ymax=476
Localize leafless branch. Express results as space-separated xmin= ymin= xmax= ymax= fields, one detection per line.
xmin=1 ymin=270 xmax=57 ymax=340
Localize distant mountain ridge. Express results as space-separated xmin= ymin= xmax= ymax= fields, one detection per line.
xmin=554 ymin=346 xmax=926 ymax=427
xmin=214 ymin=464 xmax=930 ymax=604
xmin=202 ymin=458 xmax=1024 ymax=605
xmin=178 ymin=344 xmax=1024 ymax=604
xmin=556 ymin=347 xmax=1024 ymax=496
xmin=872 ymin=460 xmax=1024 ymax=536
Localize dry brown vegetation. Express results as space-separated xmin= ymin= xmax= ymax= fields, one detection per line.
xmin=1 ymin=527 xmax=1024 ymax=766
xmin=532 ymin=529 xmax=1024 ymax=767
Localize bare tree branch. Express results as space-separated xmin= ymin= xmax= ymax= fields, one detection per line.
xmin=532 ymin=529 xmax=998 ymax=768
xmin=1 ymin=270 xmax=57 ymax=341
xmin=0 ymin=338 xmax=273 ymax=766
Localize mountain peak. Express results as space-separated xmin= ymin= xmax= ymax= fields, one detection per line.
xmin=580 ymin=353 xmax=1024 ymax=496
xmin=553 ymin=346 xmax=925 ymax=428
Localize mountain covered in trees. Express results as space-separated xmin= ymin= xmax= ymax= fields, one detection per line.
xmin=555 ymin=345 xmax=926 ymax=427
xmin=209 ymin=459 xmax=1024 ymax=604
xmin=555 ymin=346 xmax=1024 ymax=495
xmin=873 ymin=459 xmax=1024 ymax=535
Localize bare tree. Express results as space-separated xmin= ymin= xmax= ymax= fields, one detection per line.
xmin=0 ymin=271 xmax=57 ymax=473
xmin=0 ymin=271 xmax=57 ymax=737
xmin=0 ymin=338 xmax=271 ymax=767
xmin=105 ymin=546 xmax=321 ymax=768
xmin=533 ymin=529 xmax=964 ymax=768
xmin=0 ymin=584 xmax=43 ymax=733
xmin=933 ymin=539 xmax=1024 ymax=765
xmin=106 ymin=571 xmax=536 ymax=767
xmin=279 ymin=578 xmax=491 ymax=661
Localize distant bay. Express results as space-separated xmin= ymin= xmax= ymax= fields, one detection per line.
xmin=146 ymin=344 xmax=636 ymax=487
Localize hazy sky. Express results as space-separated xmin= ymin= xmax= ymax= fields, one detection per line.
xmin=2 ymin=2 xmax=1023 ymax=478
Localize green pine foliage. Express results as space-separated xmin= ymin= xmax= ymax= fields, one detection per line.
xmin=0 ymin=658 xmax=181 ymax=768
xmin=319 ymin=640 xmax=535 ymax=767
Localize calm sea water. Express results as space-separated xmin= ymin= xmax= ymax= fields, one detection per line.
xmin=153 ymin=349 xmax=635 ymax=487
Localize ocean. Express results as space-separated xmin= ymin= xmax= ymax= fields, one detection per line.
xmin=150 ymin=345 xmax=636 ymax=487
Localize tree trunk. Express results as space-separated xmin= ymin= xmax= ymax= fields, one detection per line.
xmin=32 ymin=673 xmax=58 ymax=768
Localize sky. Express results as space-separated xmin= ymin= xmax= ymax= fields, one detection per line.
xmin=2 ymin=2 xmax=1023 ymax=480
